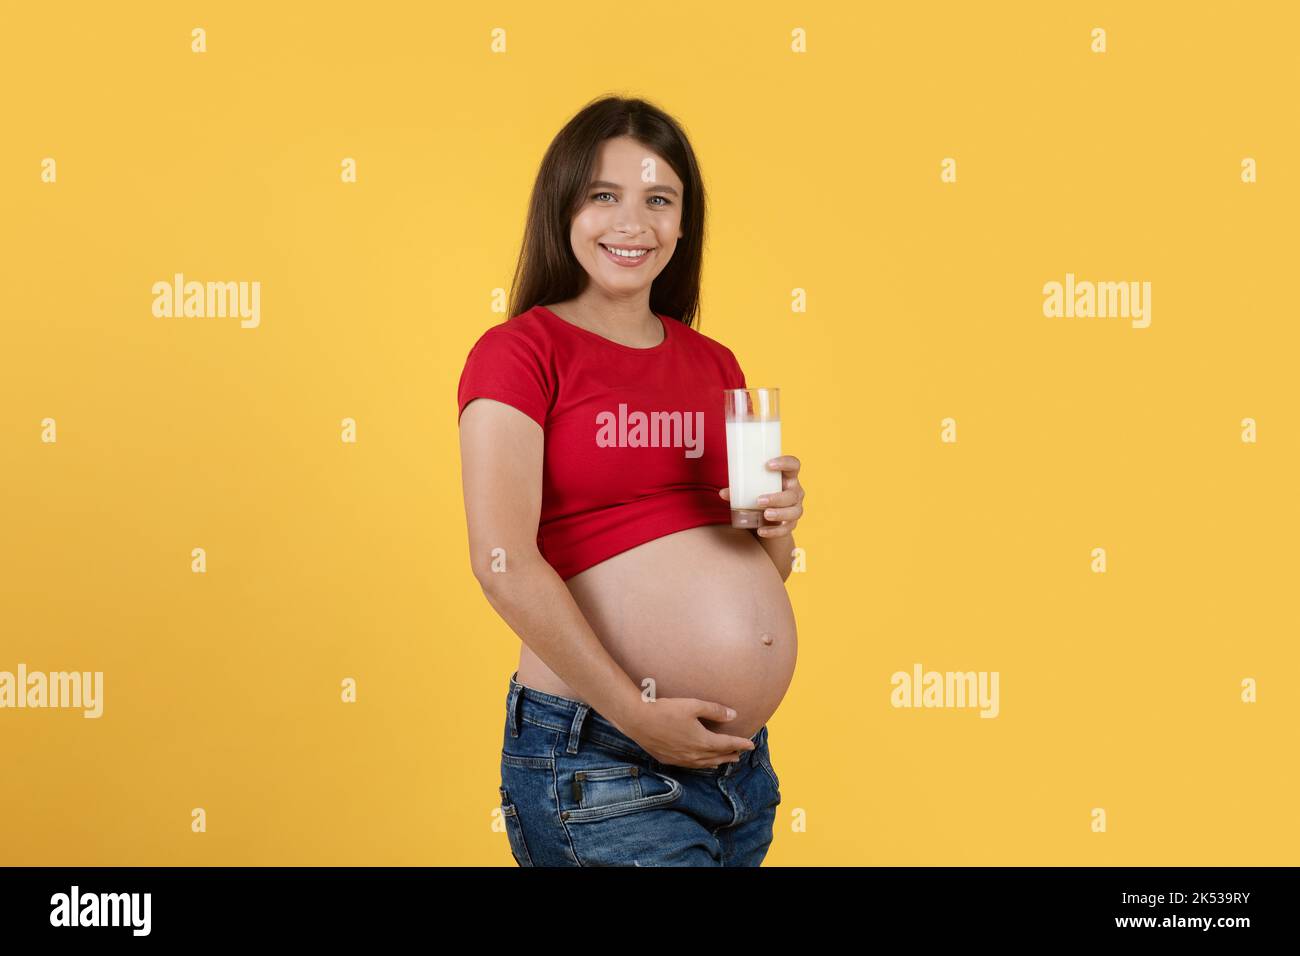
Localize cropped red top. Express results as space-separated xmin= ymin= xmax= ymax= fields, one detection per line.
xmin=457 ymin=304 xmax=747 ymax=580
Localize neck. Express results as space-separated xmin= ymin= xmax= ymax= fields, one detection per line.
xmin=554 ymin=291 xmax=663 ymax=345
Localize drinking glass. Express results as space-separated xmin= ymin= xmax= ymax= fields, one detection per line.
xmin=723 ymin=387 xmax=782 ymax=528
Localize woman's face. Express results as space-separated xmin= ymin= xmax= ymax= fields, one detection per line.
xmin=569 ymin=135 xmax=684 ymax=297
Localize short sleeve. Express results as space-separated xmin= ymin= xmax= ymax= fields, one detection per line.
xmin=457 ymin=325 xmax=553 ymax=428
xmin=723 ymin=346 xmax=747 ymax=389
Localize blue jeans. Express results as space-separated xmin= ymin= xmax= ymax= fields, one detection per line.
xmin=498 ymin=671 xmax=782 ymax=867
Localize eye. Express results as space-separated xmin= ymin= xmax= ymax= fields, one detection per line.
xmin=591 ymin=191 xmax=672 ymax=207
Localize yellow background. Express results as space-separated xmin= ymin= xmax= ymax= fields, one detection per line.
xmin=2 ymin=1 xmax=1296 ymax=865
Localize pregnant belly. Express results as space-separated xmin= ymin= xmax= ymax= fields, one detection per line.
xmin=516 ymin=523 xmax=798 ymax=741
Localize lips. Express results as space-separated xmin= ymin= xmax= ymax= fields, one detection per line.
xmin=599 ymin=243 xmax=654 ymax=267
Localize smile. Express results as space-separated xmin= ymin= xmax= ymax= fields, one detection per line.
xmin=599 ymin=243 xmax=654 ymax=267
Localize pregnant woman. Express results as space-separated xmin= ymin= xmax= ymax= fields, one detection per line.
xmin=457 ymin=96 xmax=806 ymax=866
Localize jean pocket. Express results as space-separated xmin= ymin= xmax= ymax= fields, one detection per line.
xmin=577 ymin=765 xmax=645 ymax=808
xmin=558 ymin=762 xmax=683 ymax=824
xmin=498 ymin=785 xmax=534 ymax=866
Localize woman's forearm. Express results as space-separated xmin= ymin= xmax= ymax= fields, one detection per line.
xmin=752 ymin=529 xmax=794 ymax=582
xmin=476 ymin=552 xmax=647 ymax=731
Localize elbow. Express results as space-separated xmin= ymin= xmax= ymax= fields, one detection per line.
xmin=470 ymin=545 xmax=544 ymax=596
xmin=474 ymin=565 xmax=517 ymax=619
xmin=472 ymin=561 xmax=508 ymax=596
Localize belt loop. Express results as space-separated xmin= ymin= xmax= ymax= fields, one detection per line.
xmin=507 ymin=677 xmax=522 ymax=738
xmin=566 ymin=703 xmax=590 ymax=754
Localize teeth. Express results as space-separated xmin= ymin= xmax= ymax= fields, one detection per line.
xmin=603 ymin=245 xmax=649 ymax=258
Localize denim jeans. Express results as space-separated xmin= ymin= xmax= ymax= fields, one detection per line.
xmin=498 ymin=671 xmax=782 ymax=867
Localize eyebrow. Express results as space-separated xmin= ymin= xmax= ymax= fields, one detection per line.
xmin=589 ymin=179 xmax=680 ymax=197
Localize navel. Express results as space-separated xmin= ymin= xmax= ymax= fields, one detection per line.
xmin=759 ymin=632 xmax=774 ymax=646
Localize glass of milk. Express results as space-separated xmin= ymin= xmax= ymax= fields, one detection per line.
xmin=723 ymin=388 xmax=782 ymax=528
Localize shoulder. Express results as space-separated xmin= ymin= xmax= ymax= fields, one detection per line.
xmin=457 ymin=308 xmax=556 ymax=426
xmin=464 ymin=307 xmax=554 ymax=359
xmin=670 ymin=317 xmax=741 ymax=365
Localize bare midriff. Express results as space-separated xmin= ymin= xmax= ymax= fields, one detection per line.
xmin=516 ymin=523 xmax=797 ymax=741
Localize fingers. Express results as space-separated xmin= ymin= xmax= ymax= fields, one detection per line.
xmin=695 ymin=699 xmax=738 ymax=723
xmin=698 ymin=726 xmax=757 ymax=753
xmin=694 ymin=700 xmax=757 ymax=754
xmin=755 ymin=488 xmax=799 ymax=508
xmin=688 ymin=751 xmax=743 ymax=769
xmin=755 ymin=479 xmax=803 ymax=537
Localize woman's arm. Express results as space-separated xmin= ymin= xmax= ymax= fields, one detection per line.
xmin=724 ymin=454 xmax=804 ymax=584
xmin=459 ymin=398 xmax=645 ymax=731
xmin=752 ymin=529 xmax=794 ymax=582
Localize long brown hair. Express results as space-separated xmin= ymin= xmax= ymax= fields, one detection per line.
xmin=508 ymin=96 xmax=708 ymax=330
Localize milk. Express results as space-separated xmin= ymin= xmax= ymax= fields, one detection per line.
xmin=725 ymin=419 xmax=783 ymax=509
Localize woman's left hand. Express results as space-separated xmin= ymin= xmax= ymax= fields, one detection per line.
xmin=719 ymin=454 xmax=804 ymax=537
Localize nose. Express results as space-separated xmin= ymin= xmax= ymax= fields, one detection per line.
xmin=613 ymin=206 xmax=651 ymax=236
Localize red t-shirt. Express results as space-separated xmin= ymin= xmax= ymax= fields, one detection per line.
xmin=457 ymin=304 xmax=747 ymax=580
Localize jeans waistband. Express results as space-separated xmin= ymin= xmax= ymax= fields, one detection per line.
xmin=506 ymin=670 xmax=764 ymax=774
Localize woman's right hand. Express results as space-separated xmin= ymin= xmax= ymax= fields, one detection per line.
xmin=619 ymin=697 xmax=757 ymax=769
